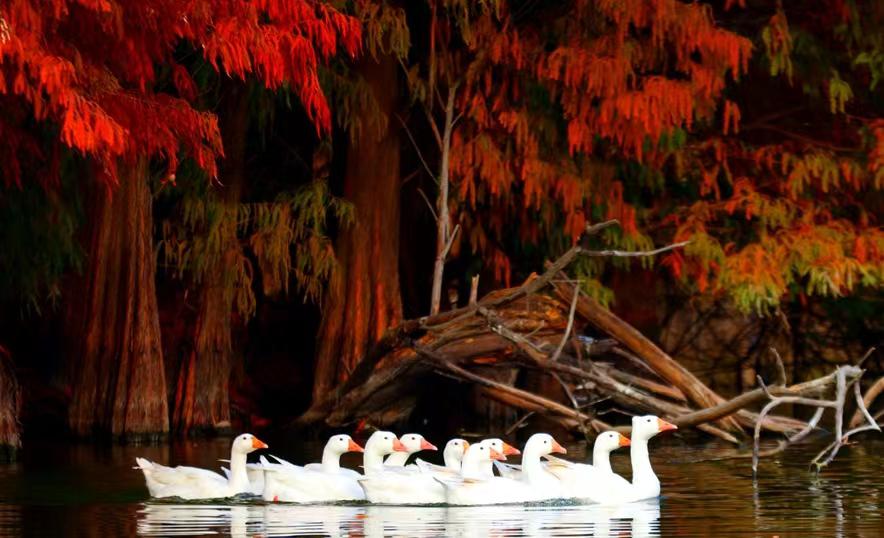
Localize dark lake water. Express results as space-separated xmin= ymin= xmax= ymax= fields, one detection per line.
xmin=1 ymin=434 xmax=882 ymax=537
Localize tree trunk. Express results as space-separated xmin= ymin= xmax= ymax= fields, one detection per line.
xmin=312 ymin=54 xmax=403 ymax=402
xmin=172 ymin=85 xmax=249 ymax=435
xmin=68 ymin=159 xmax=169 ymax=439
xmin=0 ymin=346 xmax=21 ymax=461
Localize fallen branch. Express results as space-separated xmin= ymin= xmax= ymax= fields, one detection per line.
xmin=849 ymin=374 xmax=883 ymax=428
xmin=415 ymin=344 xmax=610 ymax=433
xmin=550 ymin=273 xmax=744 ymax=433
xmin=750 ymin=360 xmax=881 ymax=474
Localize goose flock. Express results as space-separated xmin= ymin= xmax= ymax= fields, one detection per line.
xmin=135 ymin=415 xmax=676 ymax=506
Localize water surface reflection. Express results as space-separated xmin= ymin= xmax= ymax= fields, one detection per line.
xmin=137 ymin=500 xmax=661 ymax=537
xmin=2 ymin=439 xmax=883 ymax=537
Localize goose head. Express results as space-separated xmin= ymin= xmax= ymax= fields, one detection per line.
xmin=326 ymin=434 xmax=364 ymax=455
xmin=631 ymin=415 xmax=678 ymax=442
xmin=232 ymin=433 xmax=268 ymax=455
xmin=523 ymin=433 xmax=566 ymax=459
xmin=595 ymin=431 xmax=631 ymax=452
xmin=480 ymin=438 xmax=520 ymax=460
xmin=462 ymin=442 xmax=505 ymax=470
xmin=399 ymin=433 xmax=438 ymax=454
xmin=364 ymin=430 xmax=408 ymax=457
xmin=443 ymin=439 xmax=470 ymax=467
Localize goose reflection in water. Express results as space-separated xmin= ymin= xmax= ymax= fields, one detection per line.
xmin=136 ymin=499 xmax=660 ymax=537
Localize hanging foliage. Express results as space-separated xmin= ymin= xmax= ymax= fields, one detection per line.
xmin=0 ymin=0 xmax=361 ymax=185
xmin=160 ymin=173 xmax=353 ymax=317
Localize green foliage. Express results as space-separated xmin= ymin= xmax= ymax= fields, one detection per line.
xmin=828 ymin=71 xmax=853 ymax=114
xmin=761 ymin=8 xmax=794 ymax=82
xmin=0 ymin=167 xmax=82 ymax=311
xmin=158 ymin=167 xmax=352 ymax=318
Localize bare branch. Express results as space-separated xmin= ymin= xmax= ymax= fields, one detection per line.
xmin=770 ymin=347 xmax=787 ymax=385
xmin=850 ymin=375 xmax=884 ymax=428
xmin=417 ymin=188 xmax=439 ymax=221
xmin=584 ymin=219 xmax=620 ymax=236
xmin=856 ymin=346 xmax=876 ymax=367
xmin=422 ymin=105 xmax=444 ymax=149
xmin=505 ymin=412 xmax=535 ymax=436
xmin=396 ymin=114 xmax=437 ymax=182
xmin=583 ymin=240 xmax=691 ymax=258
xmin=441 ymin=224 xmax=461 ymax=260
xmin=851 ymin=378 xmax=881 ymax=432
xmin=550 ymin=285 xmax=580 ymax=363
xmin=469 ymin=275 xmax=479 ymax=305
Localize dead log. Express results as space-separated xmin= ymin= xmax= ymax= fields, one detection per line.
xmin=674 ymin=366 xmax=862 ymax=429
xmin=414 ymin=345 xmax=613 ymax=433
xmin=849 ymin=375 xmax=884 ymax=428
xmin=293 ymin=220 xmax=876 ymax=469
xmin=549 ymin=273 xmax=744 ymax=433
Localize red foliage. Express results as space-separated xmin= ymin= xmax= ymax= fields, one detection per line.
xmin=0 ymin=0 xmax=360 ymax=186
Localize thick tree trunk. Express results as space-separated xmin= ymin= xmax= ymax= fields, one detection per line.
xmin=0 ymin=346 xmax=21 ymax=461
xmin=68 ymin=160 xmax=169 ymax=439
xmin=312 ymin=54 xmax=403 ymax=402
xmin=172 ymin=85 xmax=249 ymax=434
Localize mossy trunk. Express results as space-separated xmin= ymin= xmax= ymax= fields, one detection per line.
xmin=67 ymin=160 xmax=169 ymax=440
xmin=172 ymin=85 xmax=249 ymax=435
xmin=312 ymin=54 xmax=403 ymax=402
xmin=0 ymin=347 xmax=21 ymax=461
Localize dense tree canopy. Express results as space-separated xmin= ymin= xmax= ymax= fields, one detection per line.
xmin=0 ymin=0 xmax=880 ymax=443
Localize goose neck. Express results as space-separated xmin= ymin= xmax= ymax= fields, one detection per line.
xmin=227 ymin=451 xmax=250 ymax=493
xmin=320 ymin=446 xmax=341 ymax=473
xmin=384 ymin=452 xmax=410 ymax=466
xmin=363 ymin=448 xmax=387 ymax=475
xmin=592 ymin=444 xmax=613 ymax=473
xmin=630 ymin=438 xmax=658 ymax=487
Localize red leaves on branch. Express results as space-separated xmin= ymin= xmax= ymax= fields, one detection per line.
xmin=0 ymin=0 xmax=360 ymax=186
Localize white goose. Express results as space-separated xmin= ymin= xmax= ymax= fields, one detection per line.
xmin=477 ymin=438 xmax=520 ymax=478
xmin=572 ymin=415 xmax=677 ymax=504
xmin=384 ymin=433 xmax=437 ymax=467
xmin=261 ymin=434 xmax=366 ymax=503
xmin=358 ymin=434 xmax=448 ymax=504
xmin=303 ymin=434 xmax=365 ymax=478
xmin=135 ymin=433 xmax=268 ymax=500
xmin=362 ymin=430 xmax=409 ymax=475
xmin=495 ymin=430 xmax=629 ymax=482
xmin=440 ymin=433 xmax=567 ymax=505
xmin=414 ymin=438 xmax=470 ymax=476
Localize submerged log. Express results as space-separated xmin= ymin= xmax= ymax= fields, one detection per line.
xmin=0 ymin=346 xmax=21 ymax=461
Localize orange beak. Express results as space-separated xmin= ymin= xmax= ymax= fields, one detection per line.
xmin=392 ymin=438 xmax=408 ymax=452
xmin=502 ymin=442 xmax=521 ymax=456
xmin=618 ymin=434 xmax=631 ymax=447
xmin=252 ymin=437 xmax=269 ymax=450
xmin=462 ymin=441 xmax=470 ymax=454
xmin=658 ymin=418 xmax=678 ymax=432
xmin=551 ymin=439 xmax=567 ymax=454
xmin=420 ymin=439 xmax=438 ymax=451
xmin=489 ymin=448 xmax=505 ymax=461
xmin=348 ymin=439 xmax=364 ymax=453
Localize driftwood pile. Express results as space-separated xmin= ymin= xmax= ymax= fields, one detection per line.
xmin=296 ymin=221 xmax=882 ymax=469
